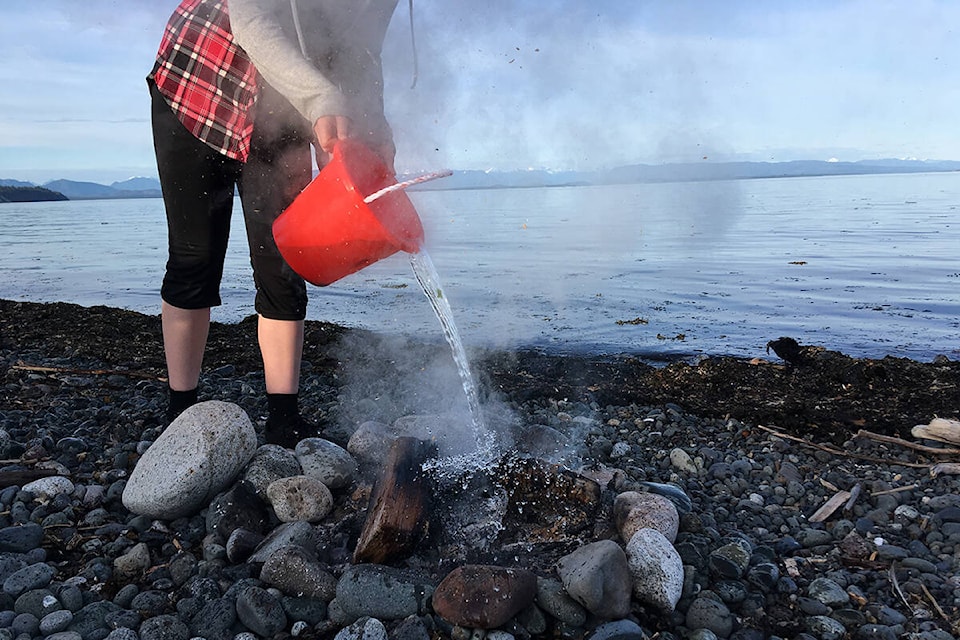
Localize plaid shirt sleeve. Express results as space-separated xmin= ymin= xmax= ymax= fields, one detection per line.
xmin=151 ymin=0 xmax=259 ymax=162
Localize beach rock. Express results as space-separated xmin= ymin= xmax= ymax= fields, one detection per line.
xmin=806 ymin=615 xmax=847 ymax=640
xmin=431 ymin=565 xmax=537 ymax=629
xmin=535 ymin=577 xmax=587 ymax=627
xmin=709 ymin=539 xmax=752 ymax=579
xmin=112 ymin=543 xmax=150 ymax=582
xmin=260 ymin=545 xmax=337 ymax=601
xmin=556 ymin=540 xmax=632 ymax=619
xmin=21 ymin=476 xmax=75 ymax=499
xmin=226 ymin=528 xmax=265 ymax=563
xmin=614 ymin=490 xmax=680 ymax=543
xmin=346 ymin=421 xmax=396 ymax=468
xmin=333 ymin=617 xmax=388 ymax=640
xmin=625 ymin=528 xmax=683 ymax=612
xmin=247 ymin=521 xmax=318 ymax=563
xmin=206 ymin=483 xmax=270 ymax=540
xmin=266 ymin=475 xmax=334 ymax=522
xmin=807 ymin=577 xmax=850 ymax=607
xmin=138 ymin=613 xmax=190 ymax=640
xmin=189 ymin=597 xmax=236 ymax=640
xmin=669 ymin=448 xmax=698 ymax=474
xmin=587 ymin=619 xmax=647 ymax=640
xmin=295 ymin=438 xmax=358 ymax=489
xmin=2 ymin=562 xmax=55 ymax=598
xmin=0 ymin=523 xmax=44 ymax=553
xmin=122 ymin=401 xmax=258 ymax=519
xmin=335 ymin=564 xmax=433 ymax=622
xmin=685 ymin=597 xmax=735 ymax=638
xmin=236 ymin=586 xmax=287 ymax=638
xmin=242 ymin=445 xmax=302 ymax=498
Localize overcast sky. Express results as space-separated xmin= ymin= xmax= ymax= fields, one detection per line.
xmin=1 ymin=1 xmax=958 ymax=183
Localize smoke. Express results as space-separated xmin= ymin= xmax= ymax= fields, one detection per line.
xmin=328 ymin=328 xmax=516 ymax=460
xmin=379 ymin=0 xmax=744 ymax=173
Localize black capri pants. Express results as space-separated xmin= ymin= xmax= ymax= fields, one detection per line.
xmin=150 ymin=80 xmax=312 ymax=321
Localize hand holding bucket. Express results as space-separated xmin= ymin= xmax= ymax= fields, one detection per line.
xmin=272 ymin=140 xmax=449 ymax=286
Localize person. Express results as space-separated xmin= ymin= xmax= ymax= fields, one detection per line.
xmin=148 ymin=0 xmax=402 ymax=447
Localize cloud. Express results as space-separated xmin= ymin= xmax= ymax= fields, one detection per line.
xmin=3 ymin=0 xmax=960 ymax=181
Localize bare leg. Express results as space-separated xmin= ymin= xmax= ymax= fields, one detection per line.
xmin=162 ymin=301 xmax=210 ymax=390
xmin=259 ymin=316 xmax=304 ymax=394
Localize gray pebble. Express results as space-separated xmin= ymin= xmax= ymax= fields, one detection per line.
xmin=137 ymin=615 xmax=189 ymax=640
xmin=39 ymin=610 xmax=74 ymax=635
xmin=805 ymin=616 xmax=846 ymax=640
xmin=235 ymin=587 xmax=286 ymax=638
xmin=3 ymin=563 xmax=56 ymax=598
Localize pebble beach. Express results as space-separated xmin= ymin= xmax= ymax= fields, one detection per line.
xmin=1 ymin=299 xmax=958 ymax=640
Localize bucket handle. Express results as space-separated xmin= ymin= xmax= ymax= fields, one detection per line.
xmin=363 ymin=169 xmax=453 ymax=204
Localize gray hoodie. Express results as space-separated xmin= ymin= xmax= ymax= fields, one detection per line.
xmin=228 ymin=0 xmax=400 ymax=150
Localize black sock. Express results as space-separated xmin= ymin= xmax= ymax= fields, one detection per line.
xmin=168 ymin=387 xmax=198 ymax=423
xmin=266 ymin=392 xmax=299 ymax=427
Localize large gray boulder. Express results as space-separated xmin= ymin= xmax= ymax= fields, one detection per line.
xmin=122 ymin=401 xmax=258 ymax=519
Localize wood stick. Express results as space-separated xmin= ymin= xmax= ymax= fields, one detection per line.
xmin=889 ymin=563 xmax=913 ymax=613
xmin=12 ymin=362 xmax=166 ymax=382
xmin=920 ymin=582 xmax=955 ymax=630
xmin=855 ymin=429 xmax=960 ymax=456
xmin=755 ymin=425 xmax=931 ymax=468
xmin=809 ymin=489 xmax=852 ymax=523
xmin=871 ymin=484 xmax=919 ymax=496
xmin=0 ymin=468 xmax=58 ymax=488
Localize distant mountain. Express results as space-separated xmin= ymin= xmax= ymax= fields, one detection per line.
xmin=0 ymin=179 xmax=37 ymax=188
xmin=4 ymin=158 xmax=959 ymax=202
xmin=111 ymin=177 xmax=162 ymax=191
xmin=43 ymin=179 xmax=162 ymax=200
xmin=411 ymin=158 xmax=960 ymax=191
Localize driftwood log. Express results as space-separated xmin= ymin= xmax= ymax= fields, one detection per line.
xmin=912 ymin=418 xmax=960 ymax=446
xmin=0 ymin=468 xmax=57 ymax=489
xmin=353 ymin=437 xmax=435 ymax=564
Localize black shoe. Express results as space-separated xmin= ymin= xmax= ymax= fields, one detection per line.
xmin=264 ymin=414 xmax=317 ymax=449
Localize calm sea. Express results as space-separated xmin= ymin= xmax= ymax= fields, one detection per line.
xmin=2 ymin=172 xmax=958 ymax=362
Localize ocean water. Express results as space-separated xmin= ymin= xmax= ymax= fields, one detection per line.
xmin=1 ymin=172 xmax=958 ymax=362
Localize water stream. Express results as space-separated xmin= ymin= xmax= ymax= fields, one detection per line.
xmin=409 ymin=250 xmax=496 ymax=470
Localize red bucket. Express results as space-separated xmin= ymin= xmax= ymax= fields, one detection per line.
xmin=273 ymin=140 xmax=424 ymax=286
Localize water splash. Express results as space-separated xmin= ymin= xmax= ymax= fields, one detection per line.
xmin=409 ymin=250 xmax=497 ymax=471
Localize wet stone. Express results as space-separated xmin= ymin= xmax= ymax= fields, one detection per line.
xmin=708 ymin=540 xmax=751 ymax=579
xmin=746 ymin=562 xmax=779 ymax=592
xmin=431 ymin=565 xmax=537 ymax=630
xmin=796 ymin=529 xmax=834 ymax=548
xmin=807 ymin=578 xmax=850 ymax=607
xmin=685 ymin=597 xmax=734 ymax=639
xmin=236 ymin=586 xmax=287 ymax=638
xmin=556 ymin=540 xmax=632 ymax=619
xmin=587 ymin=619 xmax=646 ymax=640
xmin=805 ymin=615 xmax=847 ymax=640
xmin=535 ymin=577 xmax=587 ymax=628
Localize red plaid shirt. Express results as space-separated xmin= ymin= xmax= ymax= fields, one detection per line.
xmin=151 ymin=0 xmax=259 ymax=161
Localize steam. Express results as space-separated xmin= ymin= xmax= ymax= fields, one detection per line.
xmin=329 ymin=327 xmax=515 ymax=461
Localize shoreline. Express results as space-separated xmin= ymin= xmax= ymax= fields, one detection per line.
xmin=2 ymin=298 xmax=957 ymax=444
